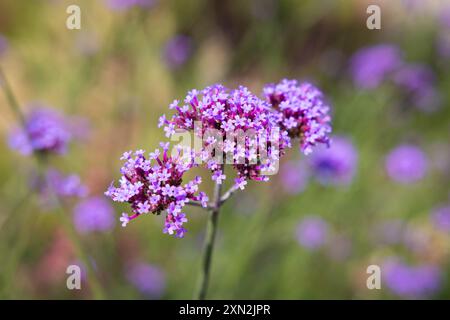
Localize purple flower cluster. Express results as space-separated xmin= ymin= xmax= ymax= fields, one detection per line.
xmin=126 ymin=263 xmax=165 ymax=298
xmin=349 ymin=44 xmax=441 ymax=111
xmin=393 ymin=64 xmax=441 ymax=112
xmin=384 ymin=260 xmax=442 ymax=299
xmin=105 ymin=144 xmax=208 ymax=237
xmin=309 ymin=136 xmax=358 ymax=186
xmin=280 ymin=160 xmax=309 ymax=194
xmin=437 ymin=7 xmax=450 ymax=59
xmin=263 ymin=79 xmax=332 ymax=155
xmin=295 ymin=216 xmax=329 ymax=250
xmin=163 ymin=35 xmax=192 ymax=69
xmin=385 ymin=144 xmax=428 ymax=184
xmin=160 ymin=84 xmax=292 ymax=187
xmin=33 ymin=168 xmax=87 ymax=207
xmin=109 ymin=80 xmax=332 ymax=237
xmin=45 ymin=169 xmax=88 ymax=199
xmin=349 ymin=44 xmax=402 ymax=89
xmin=431 ymin=205 xmax=450 ymax=232
xmin=73 ymin=196 xmax=115 ymax=234
xmin=8 ymin=106 xmax=75 ymax=156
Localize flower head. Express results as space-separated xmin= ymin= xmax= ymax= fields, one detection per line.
xmin=280 ymin=160 xmax=309 ymax=194
xmin=163 ymin=35 xmax=192 ymax=69
xmin=263 ymin=79 xmax=332 ymax=155
xmin=126 ymin=263 xmax=165 ymax=298
xmin=105 ymin=145 xmax=207 ymax=238
xmin=349 ymin=44 xmax=402 ymax=89
xmin=73 ymin=196 xmax=115 ymax=233
xmin=295 ymin=216 xmax=329 ymax=250
xmin=385 ymin=144 xmax=428 ymax=184
xmin=384 ymin=260 xmax=442 ymax=299
xmin=162 ymin=84 xmax=290 ymax=188
xmin=8 ymin=106 xmax=78 ymax=156
xmin=44 ymin=169 xmax=88 ymax=199
xmin=393 ymin=64 xmax=441 ymax=112
xmin=309 ymin=136 xmax=358 ymax=186
xmin=431 ymin=205 xmax=450 ymax=232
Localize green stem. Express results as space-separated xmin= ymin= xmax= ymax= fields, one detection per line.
xmin=195 ymin=179 xmax=223 ymax=300
xmin=0 ymin=66 xmax=26 ymax=125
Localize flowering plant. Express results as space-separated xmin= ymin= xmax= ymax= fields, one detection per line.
xmin=104 ymin=79 xmax=332 ymax=298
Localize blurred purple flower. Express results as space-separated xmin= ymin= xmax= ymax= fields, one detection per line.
xmin=295 ymin=216 xmax=329 ymax=250
xmin=45 ymin=169 xmax=88 ymax=199
xmin=0 ymin=34 xmax=8 ymax=57
xmin=384 ymin=260 xmax=442 ymax=299
xmin=74 ymin=197 xmax=115 ymax=234
xmin=309 ymin=136 xmax=358 ymax=186
xmin=106 ymin=0 xmax=156 ymax=11
xmin=349 ymin=44 xmax=402 ymax=89
xmin=431 ymin=205 xmax=450 ymax=232
xmin=126 ymin=263 xmax=165 ymax=298
xmin=385 ymin=144 xmax=428 ymax=184
xmin=440 ymin=6 xmax=450 ymax=29
xmin=8 ymin=106 xmax=77 ymax=156
xmin=280 ymin=160 xmax=309 ymax=194
xmin=32 ymin=168 xmax=87 ymax=207
xmin=163 ymin=35 xmax=192 ymax=69
xmin=393 ymin=64 xmax=441 ymax=112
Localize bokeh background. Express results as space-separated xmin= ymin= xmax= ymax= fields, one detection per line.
xmin=0 ymin=0 xmax=449 ymax=299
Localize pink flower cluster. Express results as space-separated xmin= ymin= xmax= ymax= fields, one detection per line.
xmin=159 ymin=84 xmax=292 ymax=188
xmin=263 ymin=79 xmax=332 ymax=155
xmin=105 ymin=143 xmax=208 ymax=238
xmin=107 ymin=80 xmax=332 ymax=238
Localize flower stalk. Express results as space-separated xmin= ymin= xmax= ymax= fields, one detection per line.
xmin=196 ymin=175 xmax=223 ymax=300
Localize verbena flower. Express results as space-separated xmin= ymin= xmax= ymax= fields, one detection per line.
xmin=349 ymin=44 xmax=402 ymax=89
xmin=32 ymin=168 xmax=88 ymax=207
xmin=385 ymin=144 xmax=428 ymax=184
xmin=105 ymin=144 xmax=208 ymax=238
xmin=126 ymin=263 xmax=165 ymax=298
xmin=160 ymin=84 xmax=290 ymax=189
xmin=73 ymin=196 xmax=115 ymax=233
xmin=163 ymin=35 xmax=192 ymax=69
xmin=295 ymin=216 xmax=329 ymax=250
xmin=280 ymin=160 xmax=309 ymax=194
xmin=263 ymin=79 xmax=331 ymax=155
xmin=393 ymin=64 xmax=441 ymax=112
xmin=437 ymin=8 xmax=450 ymax=59
xmin=308 ymin=136 xmax=358 ymax=186
xmin=8 ymin=106 xmax=77 ymax=156
xmin=384 ymin=260 xmax=442 ymax=299
xmin=431 ymin=205 xmax=450 ymax=232
xmin=45 ymin=168 xmax=88 ymax=199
